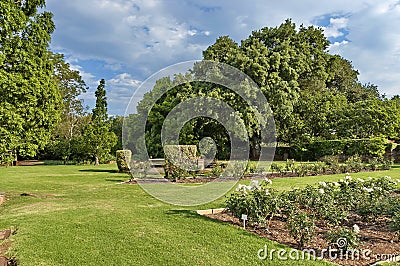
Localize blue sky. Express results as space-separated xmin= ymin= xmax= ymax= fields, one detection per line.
xmin=45 ymin=0 xmax=400 ymax=115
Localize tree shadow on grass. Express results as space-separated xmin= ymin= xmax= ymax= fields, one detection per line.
xmin=166 ymin=209 xmax=227 ymax=224
xmin=79 ymin=169 xmax=119 ymax=173
xmin=105 ymin=178 xmax=129 ymax=183
xmin=165 ymin=209 xmax=265 ymax=238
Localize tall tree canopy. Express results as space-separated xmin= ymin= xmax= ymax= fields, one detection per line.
xmin=203 ymin=19 xmax=382 ymax=144
xmin=0 ymin=0 xmax=61 ymax=164
xmin=83 ymin=79 xmax=117 ymax=165
xmin=43 ymin=53 xmax=89 ymax=163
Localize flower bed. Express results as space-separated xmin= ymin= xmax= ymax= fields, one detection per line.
xmin=218 ymin=175 xmax=400 ymax=265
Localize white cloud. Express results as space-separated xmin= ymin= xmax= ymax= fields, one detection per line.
xmin=106 ymin=73 xmax=142 ymax=115
xmin=322 ymin=17 xmax=348 ymax=38
xmin=329 ymin=40 xmax=349 ymax=51
xmin=328 ymin=1 xmax=400 ymax=94
xmin=108 ymin=73 xmax=141 ymax=87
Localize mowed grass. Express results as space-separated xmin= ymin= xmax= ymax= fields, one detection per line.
xmin=1 ymin=164 xmax=399 ymax=265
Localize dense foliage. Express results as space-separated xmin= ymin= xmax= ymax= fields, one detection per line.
xmin=83 ymin=79 xmax=117 ymax=165
xmin=291 ymin=137 xmax=390 ymax=161
xmin=0 ymin=0 xmax=61 ymax=164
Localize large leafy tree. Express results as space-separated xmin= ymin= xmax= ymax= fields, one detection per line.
xmin=43 ymin=53 xmax=90 ymax=163
xmin=0 ymin=0 xmax=61 ymax=164
xmin=203 ymin=19 xmax=381 ymax=145
xmin=83 ymin=79 xmax=117 ymax=165
xmin=203 ymin=20 xmax=328 ymax=143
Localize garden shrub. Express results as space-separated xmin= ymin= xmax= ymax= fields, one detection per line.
xmin=390 ymin=212 xmax=400 ymax=240
xmin=345 ymin=154 xmax=363 ymax=172
xmin=385 ymin=197 xmax=400 ymax=216
xmin=226 ymin=161 xmax=248 ymax=179
xmin=321 ymin=155 xmax=339 ymax=166
xmin=368 ymin=157 xmax=380 ymax=171
xmin=270 ymin=163 xmax=279 ymax=174
xmin=116 ymin=150 xmax=131 ymax=172
xmin=211 ymin=161 xmax=223 ymax=177
xmin=294 ymin=164 xmax=308 ymax=177
xmin=325 ymin=227 xmax=360 ymax=251
xmin=270 ymin=162 xmax=285 ymax=176
xmin=287 ymin=209 xmax=316 ymax=248
xmin=245 ymin=161 xmax=258 ymax=174
xmin=164 ymin=145 xmax=197 ymax=180
xmin=285 ymin=159 xmax=295 ymax=173
xmin=379 ymin=158 xmax=393 ymax=170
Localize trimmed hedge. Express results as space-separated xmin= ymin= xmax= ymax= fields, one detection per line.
xmin=116 ymin=150 xmax=132 ymax=172
xmin=164 ymin=145 xmax=197 ymax=180
xmin=292 ymin=138 xmax=389 ymax=161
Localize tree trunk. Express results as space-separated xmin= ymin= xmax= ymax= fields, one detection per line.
xmin=95 ymin=155 xmax=99 ymax=166
xmin=250 ymin=136 xmax=261 ymax=160
xmin=13 ymin=150 xmax=18 ymax=166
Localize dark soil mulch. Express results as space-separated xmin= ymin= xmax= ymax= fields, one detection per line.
xmin=0 ymin=230 xmax=13 ymax=266
xmin=206 ymin=211 xmax=400 ymax=266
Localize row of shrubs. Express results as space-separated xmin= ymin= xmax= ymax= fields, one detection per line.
xmin=117 ymin=150 xmax=393 ymax=182
xmin=276 ymin=137 xmax=394 ymax=161
xmin=226 ymin=175 xmax=400 ymax=249
xmin=270 ymin=155 xmax=392 ymax=177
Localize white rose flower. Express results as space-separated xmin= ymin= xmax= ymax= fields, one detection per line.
xmin=249 ymin=180 xmax=260 ymax=190
xmin=236 ymin=184 xmax=246 ymax=191
xmin=363 ymin=187 xmax=373 ymax=193
xmin=353 ymin=224 xmax=360 ymax=234
xmin=264 ymin=177 xmax=272 ymax=185
xmin=318 ymin=188 xmax=325 ymax=194
xmin=236 ymin=184 xmax=251 ymax=192
xmin=357 ymin=178 xmax=365 ymax=183
xmin=319 ymin=181 xmax=327 ymax=187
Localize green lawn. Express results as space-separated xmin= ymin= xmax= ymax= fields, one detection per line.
xmin=1 ymin=164 xmax=399 ymax=265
